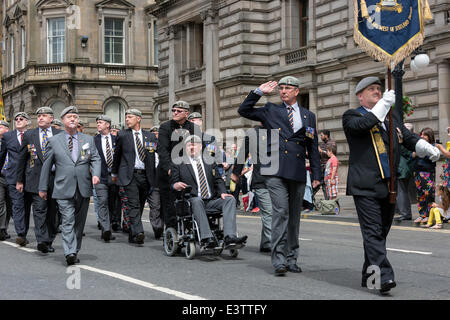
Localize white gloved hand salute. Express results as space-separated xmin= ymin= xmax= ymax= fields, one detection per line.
xmin=371 ymin=90 xmax=395 ymax=122
xmin=415 ymin=139 xmax=441 ymax=162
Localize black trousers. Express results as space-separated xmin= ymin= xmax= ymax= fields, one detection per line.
xmin=159 ymin=170 xmax=176 ymax=228
xmin=123 ymin=171 xmax=149 ymax=237
xmin=353 ymin=195 xmax=395 ymax=284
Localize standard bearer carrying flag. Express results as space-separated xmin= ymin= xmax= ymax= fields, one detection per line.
xmin=354 ymin=0 xmax=433 ymax=67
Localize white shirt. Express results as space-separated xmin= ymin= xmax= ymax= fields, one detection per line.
xmin=132 ymin=129 xmax=145 ymax=169
xmin=189 ymin=156 xmax=212 ymax=199
xmin=17 ymin=130 xmax=26 ymax=145
xmin=284 ymin=102 xmax=302 ymax=132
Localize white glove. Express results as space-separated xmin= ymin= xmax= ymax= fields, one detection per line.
xmin=415 ymin=139 xmax=441 ymax=162
xmin=371 ymin=90 xmax=395 ymax=122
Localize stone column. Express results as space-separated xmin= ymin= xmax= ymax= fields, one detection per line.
xmin=167 ymin=25 xmax=179 ymax=119
xmin=349 ymin=79 xmax=359 ymax=108
xmin=201 ymin=9 xmax=219 ymax=130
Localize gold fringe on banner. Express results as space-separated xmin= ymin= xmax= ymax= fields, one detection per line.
xmin=353 ymin=0 xmax=426 ymax=68
xmin=360 ymin=0 xmax=369 ymax=19
xmin=423 ymin=0 xmax=433 ymax=21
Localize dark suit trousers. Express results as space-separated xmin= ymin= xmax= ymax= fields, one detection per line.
xmin=123 ymin=171 xmax=149 ymax=237
xmin=353 ymin=195 xmax=395 ymax=284
xmin=159 ymin=170 xmax=176 ymax=228
xmin=8 ymin=185 xmax=32 ymax=237
xmin=0 ymin=176 xmax=12 ymax=231
xmin=95 ymin=177 xmax=120 ymax=232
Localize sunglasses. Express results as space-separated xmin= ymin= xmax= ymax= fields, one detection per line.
xmin=15 ymin=117 xmax=26 ymax=121
xmin=172 ymin=109 xmax=186 ymax=114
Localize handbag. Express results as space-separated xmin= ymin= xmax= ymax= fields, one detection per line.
xmin=316 ymin=199 xmax=340 ymax=215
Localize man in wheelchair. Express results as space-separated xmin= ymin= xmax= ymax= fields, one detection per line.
xmin=170 ymin=135 xmax=247 ymax=249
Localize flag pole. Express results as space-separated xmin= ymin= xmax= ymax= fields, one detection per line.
xmin=387 ymin=68 xmax=396 ymax=204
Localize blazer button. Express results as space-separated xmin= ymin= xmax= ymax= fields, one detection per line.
xmin=297 ymin=154 xmax=300 ymax=157
xmin=285 ymin=151 xmax=288 ymax=154
xmin=296 ymin=142 xmax=299 ymax=145
xmin=285 ymin=139 xmax=288 ymax=142
xmin=278 ymin=128 xmax=281 ymax=131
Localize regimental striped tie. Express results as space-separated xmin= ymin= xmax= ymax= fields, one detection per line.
xmin=135 ymin=132 xmax=146 ymax=162
xmin=41 ymin=129 xmax=48 ymax=159
xmin=287 ymin=106 xmax=294 ymax=130
xmin=105 ymin=136 xmax=113 ymax=168
xmin=68 ymin=135 xmax=73 ymax=153
xmin=196 ymin=159 xmax=209 ymax=199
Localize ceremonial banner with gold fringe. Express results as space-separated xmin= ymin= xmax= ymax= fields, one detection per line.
xmin=0 ymin=82 xmax=5 ymax=121
xmin=354 ymin=0 xmax=433 ymax=67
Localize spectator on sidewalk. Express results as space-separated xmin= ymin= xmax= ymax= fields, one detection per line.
xmin=394 ymin=123 xmax=415 ymax=222
xmin=413 ymin=128 xmax=437 ymax=225
xmin=324 ymin=144 xmax=339 ymax=200
xmin=421 ymin=184 xmax=450 ymax=229
xmin=318 ymin=130 xmax=336 ymax=199
xmin=436 ymin=126 xmax=450 ymax=188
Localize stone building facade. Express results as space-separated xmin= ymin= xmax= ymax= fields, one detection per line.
xmin=1 ymin=0 xmax=159 ymax=133
xmin=148 ymin=0 xmax=450 ymax=183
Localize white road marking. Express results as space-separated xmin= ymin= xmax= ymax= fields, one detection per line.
xmin=299 ymin=238 xmax=312 ymax=241
xmin=0 ymin=241 xmax=206 ymax=300
xmin=77 ymin=265 xmax=207 ymax=300
xmin=387 ymin=248 xmax=432 ymax=255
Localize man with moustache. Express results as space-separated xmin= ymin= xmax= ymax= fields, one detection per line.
xmin=112 ymin=109 xmax=157 ymax=245
xmin=39 ymin=106 xmax=101 ymax=265
xmin=94 ymin=115 xmax=120 ymax=241
xmin=17 ymin=107 xmax=62 ymax=253
xmin=0 ymin=112 xmax=33 ymax=246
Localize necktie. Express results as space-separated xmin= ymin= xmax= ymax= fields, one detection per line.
xmin=135 ymin=132 xmax=146 ymax=162
xmin=1 ymin=154 xmax=8 ymax=175
xmin=19 ymin=132 xmax=24 ymax=145
xmin=105 ymin=136 xmax=113 ymax=168
xmin=287 ymin=106 xmax=294 ymax=130
xmin=196 ymin=159 xmax=209 ymax=199
xmin=41 ymin=129 xmax=48 ymax=159
xmin=68 ymin=135 xmax=73 ymax=153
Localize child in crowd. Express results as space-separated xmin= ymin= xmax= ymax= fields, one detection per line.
xmin=324 ymin=144 xmax=338 ymax=200
xmin=422 ymin=185 xmax=450 ymax=229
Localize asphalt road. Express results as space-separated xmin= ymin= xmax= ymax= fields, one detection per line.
xmin=1 ymin=207 xmax=450 ymax=301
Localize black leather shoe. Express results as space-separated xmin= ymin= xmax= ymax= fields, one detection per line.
xmin=135 ymin=233 xmax=145 ymax=245
xmin=202 ymin=238 xmax=218 ymax=249
xmin=102 ymin=230 xmax=112 ymax=242
xmin=224 ymin=235 xmax=248 ymax=246
xmin=16 ymin=236 xmax=28 ymax=247
xmin=37 ymin=242 xmax=49 ymax=253
xmin=275 ymin=266 xmax=287 ymax=276
xmin=46 ymin=243 xmax=55 ymax=253
xmin=66 ymin=254 xmax=79 ymax=266
xmin=0 ymin=230 xmax=6 ymax=241
xmin=97 ymin=222 xmax=102 ymax=230
xmin=394 ymin=216 xmax=412 ymax=222
xmin=112 ymin=223 xmax=121 ymax=232
xmin=380 ymin=280 xmax=396 ymax=295
xmin=259 ymin=247 xmax=271 ymax=253
xmin=287 ymin=264 xmax=302 ymax=273
xmin=154 ymin=228 xmax=163 ymax=240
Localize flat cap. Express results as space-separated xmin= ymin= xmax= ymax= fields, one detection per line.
xmin=172 ymin=100 xmax=190 ymax=110
xmin=150 ymin=126 xmax=159 ymax=132
xmin=355 ymin=76 xmax=382 ymax=95
xmin=185 ymin=134 xmax=202 ymax=144
xmin=36 ymin=106 xmax=54 ymax=115
xmin=125 ymin=109 xmax=142 ymax=117
xmin=187 ymin=112 xmax=202 ymax=120
xmin=278 ymin=76 xmax=300 ymax=87
xmin=111 ymin=124 xmax=121 ymax=130
xmin=14 ymin=112 xmax=30 ymax=120
xmin=51 ymin=119 xmax=63 ymax=126
xmin=0 ymin=120 xmax=9 ymax=128
xmin=96 ymin=114 xmax=112 ymax=124
xmin=60 ymin=106 xmax=78 ymax=118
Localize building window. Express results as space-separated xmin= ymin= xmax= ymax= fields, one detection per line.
xmin=104 ymin=18 xmax=124 ymax=65
xmin=21 ymin=27 xmax=26 ymax=69
xmin=299 ymin=0 xmax=309 ymax=47
xmin=104 ymin=99 xmax=126 ymax=128
xmin=153 ymin=105 xmax=159 ymax=126
xmin=47 ymin=18 xmax=65 ymax=63
xmin=299 ymin=93 xmax=309 ymax=110
xmin=179 ymin=22 xmax=204 ymax=71
xmin=10 ymin=36 xmax=15 ymax=75
xmin=150 ymin=19 xmax=159 ymax=66
xmin=50 ymin=100 xmax=66 ymax=118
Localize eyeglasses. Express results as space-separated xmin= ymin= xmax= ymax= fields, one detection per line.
xmin=15 ymin=117 xmax=26 ymax=121
xmin=172 ymin=109 xmax=186 ymax=114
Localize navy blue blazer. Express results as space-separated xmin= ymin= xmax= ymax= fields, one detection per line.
xmin=0 ymin=130 xmax=28 ymax=185
xmin=238 ymin=91 xmax=321 ymax=183
xmin=94 ymin=133 xmax=117 ymax=185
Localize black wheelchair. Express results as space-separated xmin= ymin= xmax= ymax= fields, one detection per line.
xmin=163 ymin=185 xmax=242 ymax=260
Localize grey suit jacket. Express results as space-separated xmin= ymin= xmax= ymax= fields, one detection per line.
xmin=39 ymin=132 xmax=101 ymax=199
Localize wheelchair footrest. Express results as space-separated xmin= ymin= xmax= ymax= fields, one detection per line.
xmin=224 ymin=243 xmax=245 ymax=250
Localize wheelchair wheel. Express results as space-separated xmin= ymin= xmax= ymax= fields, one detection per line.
xmin=185 ymin=241 xmax=196 ymax=260
xmin=229 ymin=249 xmax=239 ymax=258
xmin=164 ymin=227 xmax=179 ymax=256
xmin=213 ymin=248 xmax=223 ymax=256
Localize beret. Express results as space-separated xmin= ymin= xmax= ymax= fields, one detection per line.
xmin=14 ymin=112 xmax=30 ymax=120
xmin=125 ymin=109 xmax=142 ymax=117
xmin=150 ymin=126 xmax=159 ymax=132
xmin=110 ymin=124 xmax=121 ymax=130
xmin=96 ymin=114 xmax=112 ymax=123
xmin=51 ymin=119 xmax=63 ymax=126
xmin=36 ymin=106 xmax=54 ymax=115
xmin=60 ymin=106 xmax=78 ymax=118
xmin=188 ymin=112 xmax=202 ymax=120
xmin=278 ymin=76 xmax=299 ymax=87
xmin=355 ymin=77 xmax=382 ymax=95
xmin=184 ymin=134 xmax=202 ymax=144
xmin=172 ymin=100 xmax=190 ymax=110
xmin=0 ymin=120 xmax=9 ymax=128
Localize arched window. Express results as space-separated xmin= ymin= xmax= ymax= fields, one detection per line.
xmin=104 ymin=99 xmax=126 ymax=128
xmin=50 ymin=100 xmax=66 ymax=119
